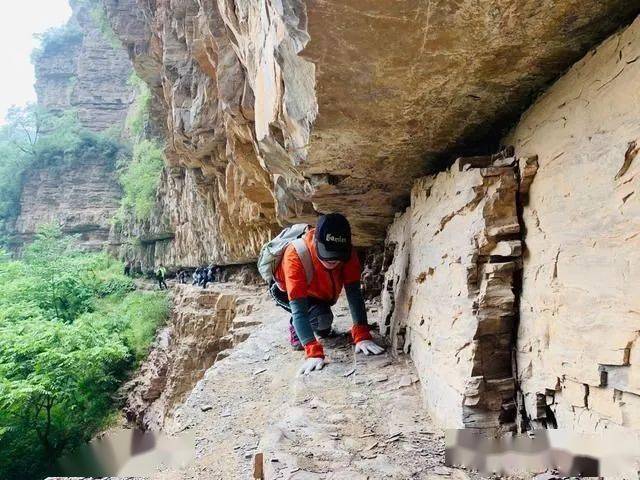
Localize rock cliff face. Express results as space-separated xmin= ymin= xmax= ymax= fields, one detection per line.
xmin=378 ymin=152 xmax=536 ymax=432
xmin=13 ymin=1 xmax=133 ymax=249
xmin=103 ymin=0 xmax=640 ymax=268
xmin=506 ymin=17 xmax=640 ymax=432
xmin=378 ymin=16 xmax=640 ymax=432
xmin=35 ymin=0 xmax=134 ymax=132
xmin=122 ymin=283 xmax=266 ymax=430
xmin=13 ymin=155 xmax=123 ymax=249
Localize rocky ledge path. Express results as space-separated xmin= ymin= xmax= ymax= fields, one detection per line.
xmin=148 ymin=282 xmax=461 ymax=480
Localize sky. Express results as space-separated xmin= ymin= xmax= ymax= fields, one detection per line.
xmin=0 ymin=0 xmax=72 ymax=124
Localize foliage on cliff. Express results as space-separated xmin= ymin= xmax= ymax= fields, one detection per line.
xmin=0 ymin=106 xmax=125 ymax=247
xmin=116 ymin=139 xmax=165 ymax=221
xmin=0 ymin=225 xmax=169 ymax=480
xmin=31 ymin=22 xmax=84 ymax=63
xmin=116 ymin=75 xmax=165 ymax=222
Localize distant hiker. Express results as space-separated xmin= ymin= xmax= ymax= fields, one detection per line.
xmin=156 ymin=265 xmax=168 ymax=290
xmin=207 ymin=265 xmax=220 ymax=284
xmin=258 ymin=213 xmax=384 ymax=375
xmin=201 ymin=267 xmax=210 ymax=289
xmin=124 ymin=260 xmax=132 ymax=276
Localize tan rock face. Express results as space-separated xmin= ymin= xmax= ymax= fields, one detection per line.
xmin=123 ymin=283 xmax=261 ymax=429
xmin=14 ymin=155 xmax=122 ymax=249
xmin=103 ymin=0 xmax=640 ymax=267
xmin=14 ymin=1 xmax=133 ymax=250
xmin=505 ymin=17 xmax=640 ymax=431
xmin=377 ymin=153 xmax=533 ymax=431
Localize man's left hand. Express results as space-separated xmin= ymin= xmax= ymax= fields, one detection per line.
xmin=355 ymin=340 xmax=385 ymax=355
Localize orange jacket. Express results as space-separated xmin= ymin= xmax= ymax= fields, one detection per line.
xmin=274 ymin=228 xmax=361 ymax=302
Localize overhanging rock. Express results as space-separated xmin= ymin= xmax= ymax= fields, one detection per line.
xmin=103 ymin=0 xmax=640 ymax=266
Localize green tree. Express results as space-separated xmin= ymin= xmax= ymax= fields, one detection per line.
xmin=0 ymin=228 xmax=169 ymax=479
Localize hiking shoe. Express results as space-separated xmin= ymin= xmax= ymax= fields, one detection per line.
xmin=289 ymin=324 xmax=303 ymax=351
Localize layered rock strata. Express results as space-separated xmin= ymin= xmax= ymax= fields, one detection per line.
xmin=506 ymin=16 xmax=640 ymax=431
xmin=378 ymin=153 xmax=536 ymax=432
xmin=13 ymin=155 xmax=122 ymax=250
xmin=103 ymin=0 xmax=640 ymax=267
xmin=109 ymin=166 xmax=279 ymax=269
xmin=13 ymin=1 xmax=133 ymax=249
xmin=35 ymin=1 xmax=133 ymax=132
xmin=122 ymin=283 xmax=262 ymax=429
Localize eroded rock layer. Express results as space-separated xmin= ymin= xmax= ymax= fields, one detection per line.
xmin=103 ymin=0 xmax=640 ymax=267
xmin=378 ymin=153 xmax=535 ymax=431
xmin=14 ymin=155 xmax=122 ymax=249
xmin=506 ymin=16 xmax=640 ymax=431
xmin=36 ymin=1 xmax=134 ymax=132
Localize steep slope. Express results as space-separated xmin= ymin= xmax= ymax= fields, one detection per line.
xmin=104 ymin=0 xmax=639 ymax=266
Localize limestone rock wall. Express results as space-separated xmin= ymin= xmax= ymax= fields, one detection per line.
xmin=505 ymin=17 xmax=640 ymax=431
xmin=14 ymin=1 xmax=134 ymax=250
xmin=13 ymin=155 xmax=122 ymax=249
xmin=35 ymin=1 xmax=134 ymax=132
xmin=378 ymin=153 xmax=536 ymax=431
xmin=103 ymin=0 xmax=640 ymax=267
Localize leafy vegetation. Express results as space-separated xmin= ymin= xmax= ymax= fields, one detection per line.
xmin=89 ymin=2 xmax=122 ymax=49
xmin=116 ymin=139 xmax=165 ymax=222
xmin=126 ymin=73 xmax=152 ymax=139
xmin=0 ymin=225 xmax=169 ymax=480
xmin=115 ymin=74 xmax=166 ymax=224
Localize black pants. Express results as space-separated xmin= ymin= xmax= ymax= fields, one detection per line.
xmin=269 ymin=282 xmax=334 ymax=337
xmin=158 ymin=278 xmax=167 ymax=289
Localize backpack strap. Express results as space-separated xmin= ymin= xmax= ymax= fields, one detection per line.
xmin=292 ymin=238 xmax=314 ymax=285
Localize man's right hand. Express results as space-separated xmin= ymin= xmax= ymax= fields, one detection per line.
xmin=298 ymin=339 xmax=325 ymax=375
xmin=298 ymin=357 xmax=325 ymax=375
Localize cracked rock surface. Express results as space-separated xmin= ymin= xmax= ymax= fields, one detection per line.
xmin=506 ymin=16 xmax=640 ymax=431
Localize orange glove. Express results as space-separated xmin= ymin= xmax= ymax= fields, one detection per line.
xmin=304 ymin=339 xmax=325 ymax=359
xmin=351 ymin=324 xmax=373 ymax=344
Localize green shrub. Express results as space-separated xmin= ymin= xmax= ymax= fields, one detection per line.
xmin=126 ymin=74 xmax=152 ymax=139
xmin=0 ymin=227 xmax=169 ymax=479
xmin=89 ymin=3 xmax=122 ymax=49
xmin=32 ymin=24 xmax=84 ymax=63
xmin=117 ymin=139 xmax=165 ymax=220
xmin=95 ymin=276 xmax=136 ymax=298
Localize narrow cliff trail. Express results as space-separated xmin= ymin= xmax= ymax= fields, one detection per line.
xmin=150 ymin=283 xmax=462 ymax=480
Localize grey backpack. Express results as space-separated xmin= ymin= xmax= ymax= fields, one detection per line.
xmin=257 ymin=224 xmax=314 ymax=285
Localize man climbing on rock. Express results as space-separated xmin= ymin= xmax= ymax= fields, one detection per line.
xmin=271 ymin=213 xmax=385 ymax=375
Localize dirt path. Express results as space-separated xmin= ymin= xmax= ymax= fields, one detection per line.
xmin=150 ymin=285 xmax=462 ymax=480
